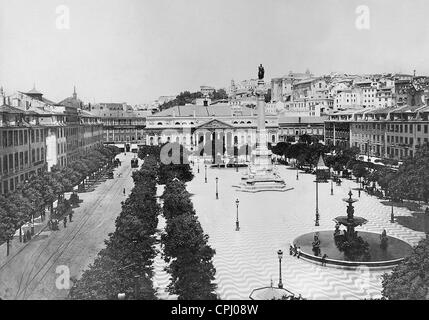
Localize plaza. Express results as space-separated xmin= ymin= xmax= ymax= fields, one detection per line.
xmin=174 ymin=162 xmax=425 ymax=300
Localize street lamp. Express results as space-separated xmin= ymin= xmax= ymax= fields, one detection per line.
xmin=134 ymin=274 xmax=141 ymax=298
xmin=205 ymin=165 xmax=207 ymax=183
xmin=296 ymin=166 xmax=299 ymax=180
xmin=315 ymin=178 xmax=320 ymax=226
xmin=235 ymin=198 xmax=240 ymax=231
xmin=215 ymin=177 xmax=219 ymax=199
xmin=277 ymin=250 xmax=283 ymax=289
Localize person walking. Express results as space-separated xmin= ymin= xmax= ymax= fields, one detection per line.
xmin=63 ymin=216 xmax=67 ymax=228
xmin=69 ymin=212 xmax=73 ymax=223
xmin=123 ymin=188 xmax=126 ymax=196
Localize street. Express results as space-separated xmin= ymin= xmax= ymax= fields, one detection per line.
xmin=0 ymin=153 xmax=135 ymax=300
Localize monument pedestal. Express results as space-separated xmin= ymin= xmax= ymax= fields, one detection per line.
xmin=234 ymin=76 xmax=289 ymax=193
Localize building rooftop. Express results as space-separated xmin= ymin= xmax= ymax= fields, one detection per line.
xmin=151 ymin=104 xmax=256 ymax=118
xmin=279 ymin=116 xmax=327 ymax=124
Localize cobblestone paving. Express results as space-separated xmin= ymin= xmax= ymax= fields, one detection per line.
xmin=183 ymin=164 xmax=425 ymax=300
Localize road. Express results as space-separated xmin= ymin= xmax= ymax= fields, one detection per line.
xmin=0 ymin=152 xmax=136 ymax=300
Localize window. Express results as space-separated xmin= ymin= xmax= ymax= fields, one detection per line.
xmin=9 ymin=154 xmax=13 ymax=170
xmin=3 ymin=156 xmax=7 ymax=173
xmin=425 ymin=125 xmax=428 ymax=134
xmin=417 ymin=124 xmax=421 ymax=132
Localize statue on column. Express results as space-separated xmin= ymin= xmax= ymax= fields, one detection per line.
xmin=258 ymin=64 xmax=265 ymax=80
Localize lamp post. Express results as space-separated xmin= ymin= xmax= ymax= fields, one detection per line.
xmin=134 ymin=274 xmax=141 ymax=298
xmin=204 ymin=165 xmax=207 ymax=183
xmin=235 ymin=199 xmax=240 ymax=231
xmin=315 ymin=178 xmax=320 ymax=226
xmin=277 ymin=250 xmax=283 ymax=289
xmin=216 ymin=177 xmax=219 ymax=200
xmin=296 ymin=166 xmax=299 ymax=180
xmin=390 ymin=205 xmax=395 ymax=223
xmin=331 ymin=179 xmax=334 ymax=196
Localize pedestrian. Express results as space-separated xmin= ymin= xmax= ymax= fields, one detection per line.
xmin=123 ymin=188 xmax=126 ymax=196
xmin=26 ymin=230 xmax=31 ymax=241
xmin=69 ymin=212 xmax=73 ymax=222
xmin=358 ymin=189 xmax=361 ymax=197
xmin=48 ymin=219 xmax=52 ymax=230
xmin=63 ymin=216 xmax=67 ymax=228
xmin=321 ymin=254 xmax=328 ymax=267
xmin=297 ymin=247 xmax=301 ymax=259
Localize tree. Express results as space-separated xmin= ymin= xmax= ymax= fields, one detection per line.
xmin=211 ymin=89 xmax=228 ymax=101
xmin=161 ymin=172 xmax=217 ymax=300
xmin=382 ymin=237 xmax=429 ymax=300
xmin=0 ymin=196 xmax=20 ymax=256
xmin=352 ymin=163 xmax=368 ymax=182
xmin=69 ymin=151 xmax=159 ymax=300
xmin=162 ymin=214 xmax=217 ymax=299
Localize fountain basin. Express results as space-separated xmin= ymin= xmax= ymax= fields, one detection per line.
xmin=294 ymin=230 xmax=413 ymax=268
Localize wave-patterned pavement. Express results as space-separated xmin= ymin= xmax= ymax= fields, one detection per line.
xmin=186 ymin=164 xmax=425 ymax=300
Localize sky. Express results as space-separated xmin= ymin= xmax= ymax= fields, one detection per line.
xmin=1 ymin=0 xmax=429 ymax=105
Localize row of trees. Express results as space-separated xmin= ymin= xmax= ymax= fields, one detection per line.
xmin=139 ymin=143 xmax=216 ymax=299
xmin=271 ymin=139 xmax=361 ymax=171
xmin=159 ymin=90 xmax=230 ymax=111
xmin=0 ymin=146 xmax=119 ymax=256
xmin=69 ymin=154 xmax=160 ymax=299
xmin=161 ymin=178 xmax=217 ymax=299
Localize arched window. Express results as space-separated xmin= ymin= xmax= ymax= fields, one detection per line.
xmin=272 ymin=135 xmax=276 ymax=143
xmin=157 ymin=122 xmax=163 ymax=126
xmin=233 ymin=121 xmax=238 ymax=124
xmin=175 ymin=122 xmax=180 ymax=125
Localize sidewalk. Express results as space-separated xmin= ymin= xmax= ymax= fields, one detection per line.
xmin=0 ymin=209 xmax=50 ymax=269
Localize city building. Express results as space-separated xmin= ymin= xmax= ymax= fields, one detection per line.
xmin=325 ymin=105 xmax=429 ymax=160
xmin=278 ymin=116 xmax=326 ymax=143
xmin=90 ymin=103 xmax=150 ymax=151
xmin=0 ymin=87 xmax=104 ymax=194
xmin=144 ymin=100 xmax=279 ymax=162
xmin=0 ymin=102 xmax=47 ymax=194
